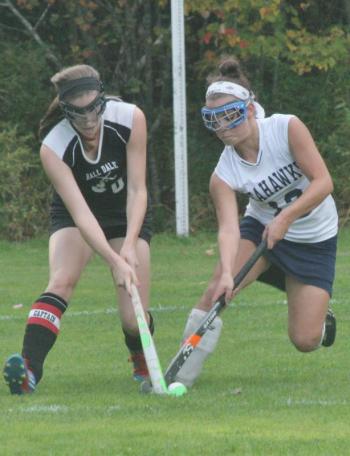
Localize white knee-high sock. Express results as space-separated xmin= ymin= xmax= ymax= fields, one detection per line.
xmin=175 ymin=308 xmax=223 ymax=387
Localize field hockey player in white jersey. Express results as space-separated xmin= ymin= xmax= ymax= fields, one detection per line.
xmin=176 ymin=57 xmax=338 ymax=388
xmin=3 ymin=64 xmax=154 ymax=394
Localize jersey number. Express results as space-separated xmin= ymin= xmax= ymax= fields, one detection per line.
xmin=91 ymin=177 xmax=125 ymax=194
xmin=268 ymin=189 xmax=310 ymax=218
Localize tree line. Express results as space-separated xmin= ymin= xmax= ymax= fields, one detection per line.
xmin=0 ymin=0 xmax=349 ymax=240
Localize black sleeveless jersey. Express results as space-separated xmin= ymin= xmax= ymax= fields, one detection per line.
xmin=42 ymin=99 xmax=151 ymax=228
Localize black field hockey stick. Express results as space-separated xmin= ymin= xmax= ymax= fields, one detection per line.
xmin=163 ymin=239 xmax=267 ymax=386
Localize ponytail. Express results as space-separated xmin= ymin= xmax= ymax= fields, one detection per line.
xmin=207 ymin=56 xmax=251 ymax=91
xmin=38 ymin=97 xmax=64 ymax=141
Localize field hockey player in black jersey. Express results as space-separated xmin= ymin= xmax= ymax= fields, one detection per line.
xmin=3 ymin=64 xmax=154 ymax=394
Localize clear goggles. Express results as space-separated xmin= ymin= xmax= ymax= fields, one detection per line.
xmin=60 ymin=94 xmax=107 ymax=125
xmin=201 ymin=100 xmax=249 ymax=131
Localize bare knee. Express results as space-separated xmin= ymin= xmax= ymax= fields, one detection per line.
xmin=47 ymin=273 xmax=79 ymax=300
xmin=289 ymin=332 xmax=322 ymax=352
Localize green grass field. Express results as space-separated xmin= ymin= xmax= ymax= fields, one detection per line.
xmin=1 ymin=230 xmax=350 ymax=455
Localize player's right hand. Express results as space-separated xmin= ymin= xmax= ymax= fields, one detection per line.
xmin=111 ymin=257 xmax=139 ymax=295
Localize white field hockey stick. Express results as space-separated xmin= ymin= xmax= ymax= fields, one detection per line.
xmin=164 ymin=239 xmax=267 ymax=385
xmin=130 ymin=284 xmax=168 ymax=394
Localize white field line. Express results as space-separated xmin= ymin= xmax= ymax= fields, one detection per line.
xmin=286 ymin=398 xmax=348 ymax=406
xmin=6 ymin=404 xmax=123 ymax=414
xmin=7 ymin=398 xmax=348 ymax=415
xmin=15 ymin=405 xmax=69 ymax=413
xmin=0 ymin=305 xmax=188 ymax=322
xmin=0 ymin=297 xmax=343 ymax=323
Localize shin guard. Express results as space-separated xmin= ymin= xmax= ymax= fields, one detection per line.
xmin=175 ymin=308 xmax=223 ymax=387
xmin=123 ymin=311 xmax=154 ymax=353
xmin=124 ymin=312 xmax=154 ymax=381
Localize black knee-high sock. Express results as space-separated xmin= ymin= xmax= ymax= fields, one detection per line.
xmin=123 ymin=312 xmax=154 ymax=353
xmin=22 ymin=292 xmax=68 ymax=383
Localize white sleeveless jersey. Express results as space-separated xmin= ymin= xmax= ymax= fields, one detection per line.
xmin=214 ymin=114 xmax=338 ymax=243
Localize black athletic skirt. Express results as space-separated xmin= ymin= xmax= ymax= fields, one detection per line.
xmin=240 ymin=216 xmax=337 ymax=296
xmin=49 ymin=203 xmax=153 ymax=244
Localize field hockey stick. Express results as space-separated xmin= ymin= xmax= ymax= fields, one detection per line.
xmin=164 ymin=239 xmax=267 ymax=385
xmin=130 ymin=284 xmax=168 ymax=394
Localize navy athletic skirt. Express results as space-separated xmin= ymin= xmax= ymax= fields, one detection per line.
xmin=240 ymin=216 xmax=337 ymax=296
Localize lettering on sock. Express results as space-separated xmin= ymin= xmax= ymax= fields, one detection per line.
xmin=28 ymin=303 xmax=62 ymax=334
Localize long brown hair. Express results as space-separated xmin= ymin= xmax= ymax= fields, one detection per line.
xmin=38 ymin=64 xmax=101 ymax=141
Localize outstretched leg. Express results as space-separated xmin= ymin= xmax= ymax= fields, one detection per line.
xmin=4 ymin=228 xmax=92 ymax=394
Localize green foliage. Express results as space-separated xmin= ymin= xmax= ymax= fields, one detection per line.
xmin=0 ymin=124 xmax=50 ymax=240
xmin=0 ymin=0 xmax=349 ymax=236
xmin=319 ymin=107 xmax=350 ymax=221
xmin=0 ymin=41 xmax=53 ymax=132
xmin=285 ymin=27 xmax=349 ymax=74
xmin=186 ymin=0 xmax=348 ymax=75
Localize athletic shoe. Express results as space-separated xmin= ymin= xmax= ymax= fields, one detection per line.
xmin=322 ymin=309 xmax=336 ymax=347
xmin=129 ymin=352 xmax=149 ymax=382
xmin=3 ymin=354 xmax=36 ymax=395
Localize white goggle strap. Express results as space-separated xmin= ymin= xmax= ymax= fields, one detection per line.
xmin=205 ymin=81 xmax=265 ymax=120
xmin=253 ymin=101 xmax=265 ymax=119
xmin=206 ymin=81 xmax=251 ymax=100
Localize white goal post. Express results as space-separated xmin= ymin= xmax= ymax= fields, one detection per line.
xmin=171 ymin=0 xmax=189 ymax=236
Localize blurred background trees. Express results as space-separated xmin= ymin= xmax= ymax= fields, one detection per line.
xmin=0 ymin=0 xmax=349 ymax=239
